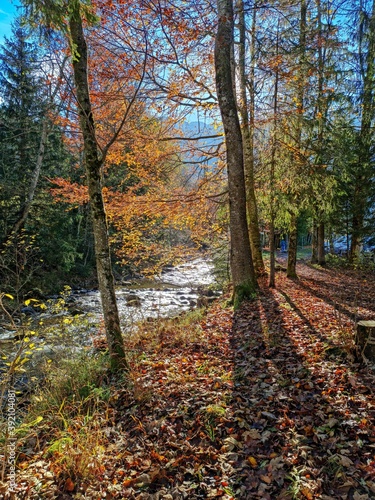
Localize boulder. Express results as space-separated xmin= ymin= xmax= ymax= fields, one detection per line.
xmin=21 ymin=306 xmax=38 ymax=316
xmin=125 ymin=294 xmax=142 ymax=307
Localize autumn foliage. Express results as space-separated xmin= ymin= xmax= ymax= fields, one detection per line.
xmin=45 ymin=0 xmax=222 ymax=276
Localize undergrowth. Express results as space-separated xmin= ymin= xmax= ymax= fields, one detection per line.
xmin=2 ymin=303 xmax=210 ymax=488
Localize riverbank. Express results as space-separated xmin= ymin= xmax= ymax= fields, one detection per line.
xmin=0 ymin=258 xmax=219 ymax=393
xmin=1 ymin=261 xmax=375 ymax=499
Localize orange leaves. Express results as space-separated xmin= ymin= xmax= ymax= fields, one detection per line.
xmin=64 ymin=478 xmax=75 ymax=492
xmin=300 ymin=487 xmax=314 ymax=499
xmin=150 ymin=450 xmax=167 ymax=463
xmin=50 ymin=178 xmax=89 ymax=205
xmin=47 ymin=0 xmax=221 ymax=277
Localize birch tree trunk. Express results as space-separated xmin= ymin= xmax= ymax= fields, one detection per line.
xmin=68 ymin=3 xmax=128 ymax=371
xmin=0 ymin=55 xmax=68 ymax=250
xmin=215 ymin=0 xmax=257 ymax=307
xmin=0 ymin=119 xmax=48 ymax=248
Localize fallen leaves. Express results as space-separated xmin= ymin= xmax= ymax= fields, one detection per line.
xmin=2 ymin=262 xmax=375 ymax=498
xmin=247 ymin=456 xmax=258 ymax=468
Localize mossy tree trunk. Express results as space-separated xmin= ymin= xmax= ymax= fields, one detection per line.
xmin=215 ymin=0 xmax=257 ymax=308
xmin=317 ymin=222 xmax=325 ymax=265
xmin=68 ymin=4 xmax=128 ymax=372
xmin=237 ymin=0 xmax=265 ymax=276
xmin=287 ymin=214 xmax=298 ymax=278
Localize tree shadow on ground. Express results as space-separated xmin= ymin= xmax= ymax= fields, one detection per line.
xmin=277 ymin=288 xmax=354 ymax=364
xmin=227 ymin=284 xmax=375 ymax=499
xmin=297 ymin=267 xmax=375 ymax=319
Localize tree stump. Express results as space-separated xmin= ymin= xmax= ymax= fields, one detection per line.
xmin=355 ymin=321 xmax=375 ymax=362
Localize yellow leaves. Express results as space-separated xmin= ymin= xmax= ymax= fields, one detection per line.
xmin=247 ymin=456 xmax=258 ymax=468
xmin=17 ymin=416 xmax=43 ymax=431
xmin=264 ymin=54 xmax=284 ymax=72
xmin=24 ymin=299 xmax=47 ymax=311
xmin=24 ymin=298 xmax=39 ymax=306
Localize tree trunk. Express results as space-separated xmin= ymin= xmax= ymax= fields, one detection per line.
xmin=286 ymin=0 xmax=306 ymax=279
xmin=215 ymin=0 xmax=257 ymax=307
xmin=350 ymin=0 xmax=375 ymax=262
xmin=317 ymin=222 xmax=325 ymax=265
xmin=350 ymin=197 xmax=365 ymax=262
xmin=329 ymin=233 xmax=334 ymax=254
xmin=0 ymin=55 xmax=68 ymax=251
xmin=237 ymin=0 xmax=265 ymax=276
xmin=268 ymin=24 xmax=280 ymax=288
xmin=311 ymin=222 xmax=318 ymax=263
xmin=287 ymin=215 xmax=298 ymax=278
xmin=269 ymin=221 xmax=276 ymax=288
xmin=313 ymin=0 xmax=329 ymax=260
xmin=68 ymin=3 xmax=128 ymax=372
xmin=356 ymin=320 xmax=375 ymax=362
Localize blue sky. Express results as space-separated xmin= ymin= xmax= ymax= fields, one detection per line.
xmin=0 ymin=0 xmax=20 ymax=44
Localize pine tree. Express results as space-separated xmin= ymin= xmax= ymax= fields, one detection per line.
xmin=0 ymin=18 xmax=45 ymax=242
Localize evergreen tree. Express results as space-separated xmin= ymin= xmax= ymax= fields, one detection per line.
xmin=0 ymin=16 xmax=94 ymax=296
xmin=0 ymin=17 xmax=45 ymax=241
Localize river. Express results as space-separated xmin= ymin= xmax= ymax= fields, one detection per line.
xmin=0 ymin=258 xmax=217 ymax=387
xmin=74 ymin=257 xmax=215 ymax=325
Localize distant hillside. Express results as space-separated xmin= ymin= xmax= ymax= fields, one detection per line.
xmin=178 ymin=121 xmax=223 ymax=176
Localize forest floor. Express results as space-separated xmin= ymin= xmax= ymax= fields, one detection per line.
xmin=2 ymin=259 xmax=375 ymax=499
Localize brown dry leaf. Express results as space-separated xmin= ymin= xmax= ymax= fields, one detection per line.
xmin=339 ymin=455 xmax=354 ymax=467
xmin=260 ymin=474 xmax=272 ymax=484
xmin=64 ymin=478 xmax=75 ymax=492
xmin=243 ymin=429 xmax=261 ymax=440
xmin=353 ymin=493 xmax=369 ymax=500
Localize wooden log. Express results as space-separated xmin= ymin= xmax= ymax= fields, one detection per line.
xmin=355 ymin=320 xmax=375 ymax=362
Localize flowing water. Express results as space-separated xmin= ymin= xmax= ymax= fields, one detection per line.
xmin=75 ymin=257 xmax=215 ymax=326
xmin=0 ymin=258 xmax=217 ymax=388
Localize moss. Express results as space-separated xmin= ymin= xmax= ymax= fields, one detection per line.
xmin=232 ymin=282 xmax=257 ymax=310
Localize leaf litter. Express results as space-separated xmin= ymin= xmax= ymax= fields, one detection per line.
xmin=1 ymin=261 xmax=375 ymax=499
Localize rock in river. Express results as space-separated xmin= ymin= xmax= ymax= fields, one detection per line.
xmin=125 ymin=293 xmax=142 ymax=307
